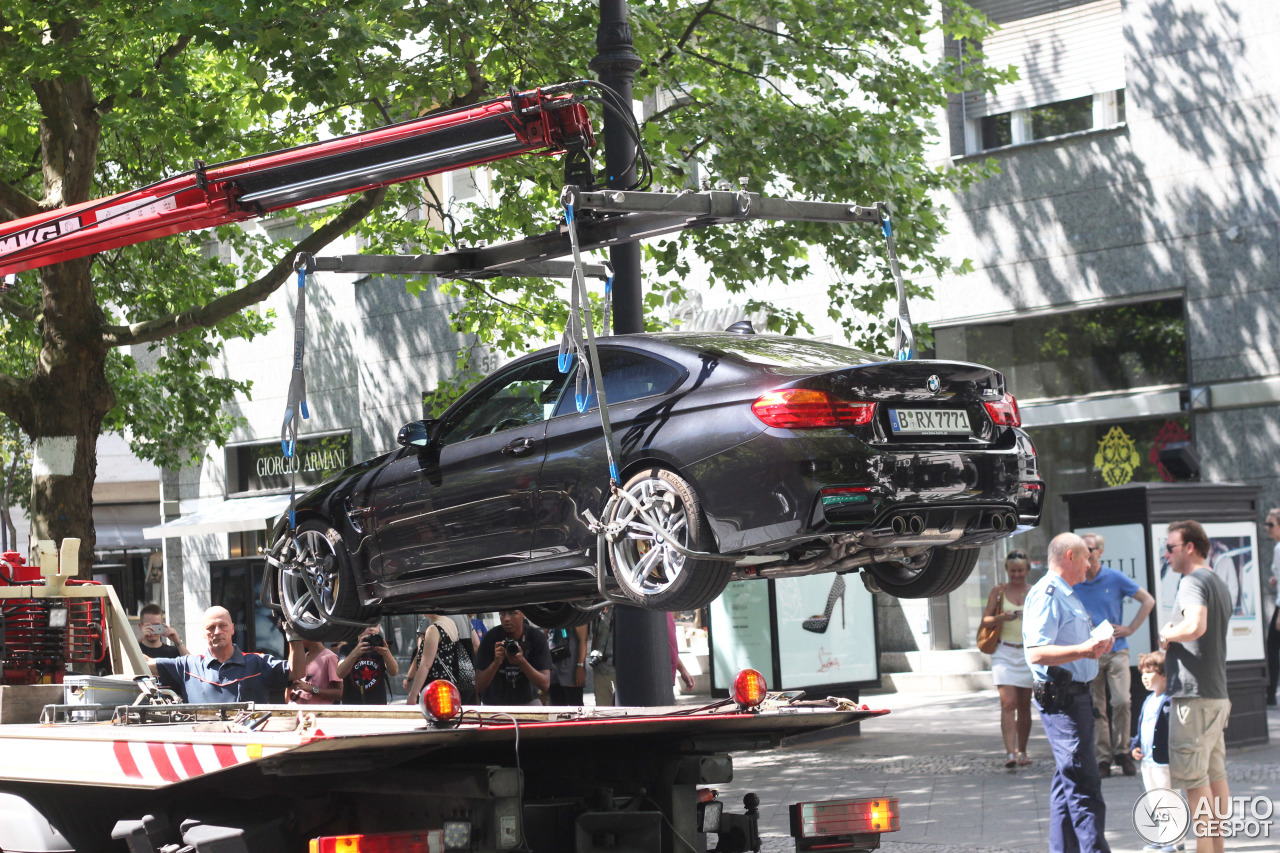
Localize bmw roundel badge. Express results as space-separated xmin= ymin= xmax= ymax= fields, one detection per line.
xmin=927 ymin=375 xmax=941 ymax=393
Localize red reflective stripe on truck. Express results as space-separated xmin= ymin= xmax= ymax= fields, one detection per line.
xmin=113 ymin=740 xmax=142 ymax=778
xmin=214 ymin=744 xmax=237 ymax=767
xmin=175 ymin=743 xmax=204 ymax=778
xmin=147 ymin=742 xmax=180 ymax=783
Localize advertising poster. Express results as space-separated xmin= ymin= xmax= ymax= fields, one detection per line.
xmin=1150 ymin=521 xmax=1265 ymax=662
xmin=775 ymin=573 xmax=876 ymax=688
xmin=709 ymin=579 xmax=774 ymax=690
xmin=1072 ymin=523 xmax=1153 ymax=657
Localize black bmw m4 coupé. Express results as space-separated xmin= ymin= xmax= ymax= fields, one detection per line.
xmin=269 ymin=330 xmax=1042 ymax=640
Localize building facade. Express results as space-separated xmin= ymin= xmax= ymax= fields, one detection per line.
xmin=913 ymin=0 xmax=1280 ymax=650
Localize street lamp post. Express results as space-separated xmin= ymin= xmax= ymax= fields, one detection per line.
xmin=590 ymin=0 xmax=674 ymax=708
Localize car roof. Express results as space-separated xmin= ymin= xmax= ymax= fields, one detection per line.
xmin=525 ymin=331 xmax=884 ymax=367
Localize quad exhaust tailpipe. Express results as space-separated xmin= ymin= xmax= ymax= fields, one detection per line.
xmin=890 ymin=514 xmax=926 ymax=536
xmin=988 ymin=512 xmax=1019 ymax=532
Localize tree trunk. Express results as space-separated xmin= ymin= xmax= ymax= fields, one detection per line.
xmin=20 ymin=257 xmax=114 ymax=577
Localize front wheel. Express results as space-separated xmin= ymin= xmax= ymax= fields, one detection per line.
xmin=866 ymin=547 xmax=979 ymax=599
xmin=606 ymin=467 xmax=733 ymax=611
xmin=274 ymin=521 xmax=377 ymax=643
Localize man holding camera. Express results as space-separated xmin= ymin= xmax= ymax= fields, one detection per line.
xmin=138 ymin=602 xmax=188 ymax=659
xmin=1024 ymin=532 xmax=1115 ymax=852
xmin=336 ymin=624 xmax=399 ymax=704
xmin=475 ymin=610 xmax=551 ymax=706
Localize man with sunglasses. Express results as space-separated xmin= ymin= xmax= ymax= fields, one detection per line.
xmin=1159 ymin=520 xmax=1232 ymax=853
xmin=1074 ymin=531 xmax=1155 ymax=778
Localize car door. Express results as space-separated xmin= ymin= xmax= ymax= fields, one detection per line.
xmin=369 ymin=357 xmax=571 ymax=586
xmin=535 ymin=348 xmax=687 ymax=557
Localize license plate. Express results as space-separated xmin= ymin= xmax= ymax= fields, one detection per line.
xmin=888 ymin=408 xmax=970 ymax=435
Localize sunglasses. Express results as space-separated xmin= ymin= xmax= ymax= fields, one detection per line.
xmin=1267 ymin=522 xmax=1278 ymax=528
xmin=1165 ymin=541 xmax=1185 ymax=553
xmin=1087 ymin=546 xmax=1100 ymax=553
xmin=1006 ymin=551 xmax=1027 ymax=560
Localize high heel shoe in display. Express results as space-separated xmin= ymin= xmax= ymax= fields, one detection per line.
xmin=802 ymin=574 xmax=846 ymax=634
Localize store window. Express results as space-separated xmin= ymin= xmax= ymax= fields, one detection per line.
xmin=932 ymin=297 xmax=1186 ymax=401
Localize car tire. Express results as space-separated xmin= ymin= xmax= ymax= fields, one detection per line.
xmin=522 ymin=602 xmax=596 ymax=629
xmin=607 ymin=467 xmax=733 ymax=611
xmin=274 ymin=521 xmax=377 ymax=643
xmin=866 ymin=547 xmax=979 ymax=599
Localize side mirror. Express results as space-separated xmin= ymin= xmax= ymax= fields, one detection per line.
xmin=396 ymin=419 xmax=436 ymax=448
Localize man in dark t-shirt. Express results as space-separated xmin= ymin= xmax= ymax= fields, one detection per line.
xmin=139 ymin=603 xmax=187 ymax=660
xmin=475 ymin=610 xmax=551 ymax=706
xmin=336 ymin=625 xmax=399 ymax=704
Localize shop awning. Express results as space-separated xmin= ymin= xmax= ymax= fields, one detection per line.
xmin=142 ymin=494 xmax=294 ymax=540
xmin=94 ymin=502 xmax=162 ymax=549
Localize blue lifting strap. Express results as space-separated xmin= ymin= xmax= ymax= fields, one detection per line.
xmin=281 ymin=253 xmax=314 ymax=530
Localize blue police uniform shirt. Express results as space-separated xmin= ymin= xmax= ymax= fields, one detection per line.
xmin=1073 ymin=567 xmax=1141 ymax=651
xmin=154 ymin=646 xmax=291 ymax=704
xmin=1022 ymin=571 xmax=1099 ymax=684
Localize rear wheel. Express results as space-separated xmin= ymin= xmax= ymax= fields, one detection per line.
xmin=274 ymin=521 xmax=376 ymax=643
xmin=606 ymin=467 xmax=733 ymax=610
xmin=866 ymin=547 xmax=979 ymax=599
xmin=522 ymin=602 xmax=596 ymax=629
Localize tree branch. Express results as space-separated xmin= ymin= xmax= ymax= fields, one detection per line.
xmin=98 ymin=34 xmax=195 ymax=115
xmin=0 ymin=179 xmax=41 ymax=221
xmin=648 ymin=0 xmax=718 ymax=75
xmin=0 ymin=372 xmax=30 ymax=427
xmin=101 ymin=187 xmax=387 ymax=347
xmin=0 ymin=291 xmax=39 ymax=323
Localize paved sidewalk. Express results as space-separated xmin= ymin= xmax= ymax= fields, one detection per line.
xmin=718 ymin=690 xmax=1280 ymax=852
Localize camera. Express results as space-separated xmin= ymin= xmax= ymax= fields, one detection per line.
xmin=502 ymin=638 xmax=520 ymax=657
xmin=587 ymin=649 xmax=604 ymax=669
xmin=366 ymin=634 xmax=384 ymax=647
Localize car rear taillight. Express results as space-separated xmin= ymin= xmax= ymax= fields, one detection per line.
xmin=752 ymin=389 xmax=876 ymax=429
xmin=983 ymin=393 xmax=1021 ymax=427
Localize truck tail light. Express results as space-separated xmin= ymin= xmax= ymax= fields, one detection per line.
xmin=751 ymin=389 xmax=876 ymax=429
xmin=421 ymin=679 xmax=462 ymax=726
xmin=311 ymin=829 xmax=442 ymax=853
xmin=983 ymin=393 xmax=1021 ymax=427
xmin=789 ymin=797 xmax=900 ymax=852
xmin=732 ymin=669 xmax=768 ymax=709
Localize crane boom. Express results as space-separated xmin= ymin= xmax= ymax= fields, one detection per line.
xmin=0 ymin=85 xmax=593 ymax=277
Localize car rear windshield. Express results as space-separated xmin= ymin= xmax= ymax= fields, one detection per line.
xmin=670 ymin=335 xmax=881 ymax=369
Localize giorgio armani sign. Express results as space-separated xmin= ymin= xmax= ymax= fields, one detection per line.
xmin=228 ymin=432 xmax=352 ymax=495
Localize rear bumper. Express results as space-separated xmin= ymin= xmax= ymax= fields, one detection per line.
xmin=687 ymin=428 xmax=1043 ymax=554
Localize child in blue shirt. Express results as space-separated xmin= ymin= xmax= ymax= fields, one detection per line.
xmin=1130 ymin=650 xmax=1184 ymax=852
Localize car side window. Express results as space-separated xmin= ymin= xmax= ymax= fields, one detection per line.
xmin=437 ymin=359 xmax=571 ymax=446
xmin=553 ymin=349 xmax=683 ymax=417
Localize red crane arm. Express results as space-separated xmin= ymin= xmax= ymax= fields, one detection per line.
xmin=0 ymin=85 xmax=593 ymax=277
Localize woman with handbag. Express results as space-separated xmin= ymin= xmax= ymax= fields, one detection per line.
xmin=982 ymin=550 xmax=1034 ymax=768
xmin=405 ymin=614 xmax=475 ymax=704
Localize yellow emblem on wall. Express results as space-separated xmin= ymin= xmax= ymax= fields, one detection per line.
xmin=1094 ymin=426 xmax=1140 ymax=487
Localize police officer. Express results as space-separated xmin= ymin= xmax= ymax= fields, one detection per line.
xmin=1023 ymin=532 xmax=1115 ymax=852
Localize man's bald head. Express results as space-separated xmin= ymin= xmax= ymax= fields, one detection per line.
xmin=202 ymin=606 xmax=235 ymax=661
xmin=1047 ymin=532 xmax=1089 ymax=585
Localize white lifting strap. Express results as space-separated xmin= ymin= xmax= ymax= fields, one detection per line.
xmin=879 ymin=208 xmax=916 ymax=361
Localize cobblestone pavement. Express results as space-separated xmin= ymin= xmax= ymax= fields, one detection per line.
xmin=716 ymin=690 xmax=1280 ymax=853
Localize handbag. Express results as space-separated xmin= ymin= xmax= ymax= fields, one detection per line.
xmin=976 ymin=586 xmax=1004 ymax=654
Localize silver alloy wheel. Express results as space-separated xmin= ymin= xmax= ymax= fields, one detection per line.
xmin=278 ymin=528 xmax=342 ymax=631
xmin=609 ymin=476 xmax=690 ymax=598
